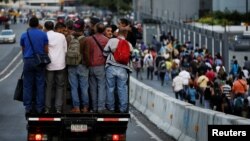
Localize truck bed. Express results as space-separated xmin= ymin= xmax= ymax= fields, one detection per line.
xmin=26 ymin=89 xmax=130 ymax=141
xmin=26 ymin=111 xmax=130 ymax=141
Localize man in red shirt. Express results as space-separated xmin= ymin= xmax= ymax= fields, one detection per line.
xmin=83 ymin=22 xmax=109 ymax=113
xmin=205 ymin=67 xmax=216 ymax=82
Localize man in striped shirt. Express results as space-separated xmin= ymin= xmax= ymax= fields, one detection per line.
xmin=221 ymin=80 xmax=232 ymax=100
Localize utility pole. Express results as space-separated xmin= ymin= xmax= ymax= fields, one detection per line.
xmin=60 ymin=0 xmax=64 ymax=12
xmin=247 ymin=0 xmax=249 ymax=31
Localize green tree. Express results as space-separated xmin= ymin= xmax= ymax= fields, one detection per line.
xmin=0 ymin=0 xmax=9 ymax=3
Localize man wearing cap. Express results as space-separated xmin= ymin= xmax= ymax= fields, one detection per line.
xmin=67 ymin=20 xmax=90 ymax=113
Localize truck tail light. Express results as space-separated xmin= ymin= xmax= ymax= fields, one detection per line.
xmin=111 ymin=134 xmax=126 ymax=141
xmin=28 ymin=133 xmax=48 ymax=141
xmin=112 ymin=134 xmax=120 ymax=141
xmin=97 ymin=118 xmax=129 ymax=122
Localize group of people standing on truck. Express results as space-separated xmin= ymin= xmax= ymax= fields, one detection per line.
xmin=20 ymin=16 xmax=135 ymax=114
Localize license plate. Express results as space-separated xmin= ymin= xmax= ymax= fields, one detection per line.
xmin=71 ymin=124 xmax=87 ymax=132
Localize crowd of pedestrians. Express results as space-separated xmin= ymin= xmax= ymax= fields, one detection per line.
xmin=131 ymin=32 xmax=250 ymax=119
xmin=20 ymin=16 xmax=135 ymax=114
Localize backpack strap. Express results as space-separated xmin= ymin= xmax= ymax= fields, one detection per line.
xmin=77 ymin=35 xmax=84 ymax=40
xmin=92 ymin=35 xmax=103 ymax=52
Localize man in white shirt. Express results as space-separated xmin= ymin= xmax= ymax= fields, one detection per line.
xmin=172 ymin=74 xmax=184 ymax=100
xmin=44 ymin=21 xmax=67 ymax=114
xmin=179 ymin=68 xmax=191 ymax=100
xmin=242 ymin=66 xmax=249 ymax=79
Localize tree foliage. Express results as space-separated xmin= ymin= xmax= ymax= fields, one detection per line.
xmin=0 ymin=0 xmax=10 ymax=3
xmin=3 ymin=0 xmax=8 ymax=3
xmin=198 ymin=10 xmax=248 ymax=25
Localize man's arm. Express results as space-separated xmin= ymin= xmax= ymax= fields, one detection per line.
xmin=103 ymin=39 xmax=112 ymax=57
xmin=44 ymin=44 xmax=49 ymax=54
xmin=82 ymin=38 xmax=90 ymax=67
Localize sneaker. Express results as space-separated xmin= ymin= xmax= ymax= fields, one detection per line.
xmin=81 ymin=107 xmax=88 ymax=113
xmin=89 ymin=110 xmax=97 ymax=113
xmin=70 ymin=107 xmax=80 ymax=113
xmin=55 ymin=110 xmax=61 ymax=114
xmin=44 ymin=109 xmax=50 ymax=114
xmin=25 ymin=109 xmax=31 ymax=114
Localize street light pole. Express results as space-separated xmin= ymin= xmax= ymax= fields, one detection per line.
xmin=246 ymin=0 xmax=249 ymax=31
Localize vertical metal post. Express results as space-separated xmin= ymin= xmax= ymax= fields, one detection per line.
xmin=223 ymin=33 xmax=229 ymax=72
xmin=179 ymin=0 xmax=181 ymax=22
xmin=205 ymin=37 xmax=208 ymax=49
xmin=193 ymin=31 xmax=196 ymax=48
xmin=246 ymin=0 xmax=249 ymax=31
xmin=199 ymin=34 xmax=201 ymax=48
xmin=212 ymin=38 xmax=215 ymax=57
xmin=220 ymin=40 xmax=222 ymax=58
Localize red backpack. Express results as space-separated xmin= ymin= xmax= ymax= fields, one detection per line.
xmin=113 ymin=38 xmax=131 ymax=65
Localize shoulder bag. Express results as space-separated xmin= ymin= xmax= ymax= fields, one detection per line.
xmin=27 ymin=29 xmax=51 ymax=67
xmin=13 ymin=72 xmax=23 ymax=102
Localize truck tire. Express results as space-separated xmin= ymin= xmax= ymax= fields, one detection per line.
xmin=51 ymin=136 xmax=59 ymax=141
xmin=94 ymin=134 xmax=102 ymax=141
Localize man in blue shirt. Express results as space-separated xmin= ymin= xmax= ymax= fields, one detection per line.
xmin=20 ymin=16 xmax=49 ymax=114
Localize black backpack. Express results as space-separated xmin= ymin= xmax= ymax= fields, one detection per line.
xmin=204 ymin=87 xmax=211 ymax=100
xmin=158 ymin=60 xmax=166 ymax=72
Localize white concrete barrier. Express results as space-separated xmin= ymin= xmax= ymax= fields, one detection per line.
xmin=145 ymin=90 xmax=169 ymax=128
xmin=178 ymin=106 xmax=200 ymax=141
xmin=236 ymin=119 xmax=250 ymax=125
xmin=131 ymin=78 xmax=151 ymax=114
xmin=166 ymin=99 xmax=193 ymax=140
xmin=180 ymin=106 xmax=221 ymax=141
xmin=213 ymin=112 xmax=247 ymax=125
xmin=129 ymin=77 xmax=250 ymax=141
xmin=158 ymin=94 xmax=176 ymax=134
xmin=129 ymin=77 xmax=137 ymax=104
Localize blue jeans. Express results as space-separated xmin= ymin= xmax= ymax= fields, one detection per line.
xmin=68 ymin=65 xmax=89 ymax=108
xmin=89 ymin=65 xmax=106 ymax=111
xmin=106 ymin=66 xmax=128 ymax=112
xmin=23 ymin=58 xmax=45 ymax=113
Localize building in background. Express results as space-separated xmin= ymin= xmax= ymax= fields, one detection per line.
xmin=24 ymin=0 xmax=77 ymax=7
xmin=133 ymin=0 xmax=249 ymax=22
xmin=0 ymin=0 xmax=77 ymax=11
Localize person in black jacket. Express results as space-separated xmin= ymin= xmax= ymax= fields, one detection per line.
xmin=118 ymin=18 xmax=137 ymax=47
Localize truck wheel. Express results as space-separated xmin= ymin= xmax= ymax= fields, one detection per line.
xmin=94 ymin=134 xmax=103 ymax=141
xmin=51 ymin=135 xmax=60 ymax=141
